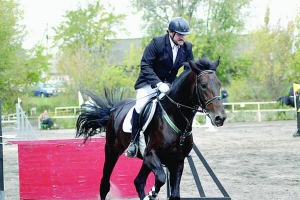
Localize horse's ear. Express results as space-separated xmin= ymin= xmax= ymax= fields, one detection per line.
xmin=189 ymin=60 xmax=200 ymax=73
xmin=214 ymin=56 xmax=221 ymax=69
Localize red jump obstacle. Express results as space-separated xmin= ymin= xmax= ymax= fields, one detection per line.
xmin=11 ymin=138 xmax=154 ymax=200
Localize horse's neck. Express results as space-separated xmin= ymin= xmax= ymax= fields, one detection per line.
xmin=170 ymin=77 xmax=196 ymax=112
xmin=165 ymin=86 xmax=197 ymax=130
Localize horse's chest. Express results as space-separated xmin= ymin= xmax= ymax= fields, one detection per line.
xmin=165 ymin=135 xmax=193 ymax=159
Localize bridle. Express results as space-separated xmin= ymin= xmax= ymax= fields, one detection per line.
xmin=162 ymin=69 xmax=222 ymax=131
xmin=193 ymin=70 xmax=222 ymax=110
xmin=158 ymin=69 xmax=222 ymax=147
xmin=165 ymin=69 xmax=221 ymax=112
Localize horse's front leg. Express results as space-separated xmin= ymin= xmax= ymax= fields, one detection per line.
xmin=134 ymin=163 xmax=152 ymax=199
xmin=168 ymin=159 xmax=185 ymax=200
xmin=141 ymin=150 xmax=166 ymax=199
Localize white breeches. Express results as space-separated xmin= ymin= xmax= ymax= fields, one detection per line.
xmin=135 ymin=85 xmax=157 ymax=113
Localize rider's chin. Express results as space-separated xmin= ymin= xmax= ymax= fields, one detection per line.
xmin=177 ymin=41 xmax=184 ymax=45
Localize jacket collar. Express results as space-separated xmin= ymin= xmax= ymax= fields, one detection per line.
xmin=165 ymin=34 xmax=184 ymax=66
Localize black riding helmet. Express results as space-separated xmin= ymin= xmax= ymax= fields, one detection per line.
xmin=168 ymin=17 xmax=190 ymax=35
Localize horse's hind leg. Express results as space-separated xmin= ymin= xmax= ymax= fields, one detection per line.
xmin=100 ymin=139 xmax=123 ymax=200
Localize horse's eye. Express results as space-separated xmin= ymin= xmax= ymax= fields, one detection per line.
xmin=201 ymin=83 xmax=207 ymax=90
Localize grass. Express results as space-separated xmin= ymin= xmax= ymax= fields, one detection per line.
xmin=20 ymin=92 xmax=79 ymax=116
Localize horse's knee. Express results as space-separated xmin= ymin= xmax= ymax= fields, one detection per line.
xmin=155 ymin=172 xmax=166 ymax=187
xmin=134 ymin=176 xmax=146 ymax=187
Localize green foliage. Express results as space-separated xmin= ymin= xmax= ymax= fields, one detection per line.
xmin=53 ymin=0 xmax=129 ymax=94
xmin=18 ymin=92 xmax=79 ymax=116
xmin=286 ymin=12 xmax=300 ymax=83
xmin=123 ymin=44 xmax=143 ymax=67
xmin=231 ymin=20 xmax=295 ymax=101
xmin=0 ymin=1 xmax=50 ymax=113
xmin=130 ymin=0 xmax=252 ymax=85
xmin=55 ymin=118 xmax=77 ymax=129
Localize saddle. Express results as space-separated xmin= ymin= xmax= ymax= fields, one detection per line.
xmin=123 ymin=97 xmax=158 ymax=156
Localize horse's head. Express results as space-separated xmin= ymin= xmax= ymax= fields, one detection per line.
xmin=189 ymin=57 xmax=226 ymax=127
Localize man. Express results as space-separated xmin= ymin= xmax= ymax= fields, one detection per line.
xmin=125 ymin=17 xmax=194 ymax=158
xmin=39 ymin=110 xmax=57 ymax=129
xmin=221 ymin=87 xmax=229 ymax=109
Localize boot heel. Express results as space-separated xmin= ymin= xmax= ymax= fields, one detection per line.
xmin=125 ymin=142 xmax=138 ymax=158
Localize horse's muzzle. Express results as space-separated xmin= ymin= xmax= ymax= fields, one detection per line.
xmin=214 ymin=114 xmax=226 ymax=127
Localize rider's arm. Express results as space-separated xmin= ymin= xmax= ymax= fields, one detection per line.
xmin=140 ymin=39 xmax=162 ymax=87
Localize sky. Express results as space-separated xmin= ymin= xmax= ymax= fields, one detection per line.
xmin=19 ymin=0 xmax=300 ymax=50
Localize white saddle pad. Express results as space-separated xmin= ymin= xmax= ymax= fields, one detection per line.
xmin=122 ymin=99 xmax=158 ymax=156
xmin=123 ymin=107 xmax=134 ymax=133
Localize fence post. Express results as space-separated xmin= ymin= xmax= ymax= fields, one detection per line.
xmin=257 ymin=103 xmax=261 ymax=122
xmin=0 ymin=99 xmax=5 ymax=199
xmin=294 ymin=94 xmax=300 ymax=137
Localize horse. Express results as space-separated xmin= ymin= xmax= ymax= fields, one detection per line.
xmin=277 ymin=96 xmax=294 ymax=107
xmin=76 ymin=58 xmax=227 ymax=200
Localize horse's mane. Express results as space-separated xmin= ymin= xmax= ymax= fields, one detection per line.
xmin=171 ymin=58 xmax=216 ymax=95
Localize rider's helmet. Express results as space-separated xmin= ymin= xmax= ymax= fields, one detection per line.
xmin=168 ymin=17 xmax=190 ymax=35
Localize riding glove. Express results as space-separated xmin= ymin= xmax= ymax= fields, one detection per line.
xmin=156 ymin=82 xmax=170 ymax=93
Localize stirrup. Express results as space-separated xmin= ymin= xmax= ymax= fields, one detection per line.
xmin=125 ymin=142 xmax=138 ymax=158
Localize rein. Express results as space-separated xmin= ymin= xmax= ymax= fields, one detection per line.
xmin=160 ymin=70 xmax=222 ymax=137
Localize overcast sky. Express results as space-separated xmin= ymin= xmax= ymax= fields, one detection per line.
xmin=19 ymin=0 xmax=300 ymax=50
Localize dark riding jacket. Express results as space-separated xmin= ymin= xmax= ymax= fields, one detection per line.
xmin=134 ymin=34 xmax=194 ymax=90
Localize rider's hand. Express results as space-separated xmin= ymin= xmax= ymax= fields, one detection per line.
xmin=156 ymin=82 xmax=170 ymax=93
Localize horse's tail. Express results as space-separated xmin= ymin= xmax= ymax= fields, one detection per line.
xmin=76 ymin=89 xmax=119 ymax=141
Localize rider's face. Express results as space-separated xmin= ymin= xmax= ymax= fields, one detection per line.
xmin=169 ymin=32 xmax=186 ymax=45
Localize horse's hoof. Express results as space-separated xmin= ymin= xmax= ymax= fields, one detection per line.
xmin=143 ymin=196 xmax=157 ymax=200
xmin=168 ymin=196 xmax=180 ymax=200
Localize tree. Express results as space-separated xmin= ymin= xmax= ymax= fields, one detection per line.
xmin=287 ymin=10 xmax=300 ymax=83
xmin=130 ymin=0 xmax=252 ymax=84
xmin=0 ymin=0 xmax=50 ymax=113
xmin=53 ymin=0 xmax=130 ymax=93
xmin=230 ymin=7 xmax=296 ymax=101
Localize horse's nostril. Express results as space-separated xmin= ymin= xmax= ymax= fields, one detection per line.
xmin=215 ymin=116 xmax=221 ymax=122
xmin=215 ymin=116 xmax=225 ymax=126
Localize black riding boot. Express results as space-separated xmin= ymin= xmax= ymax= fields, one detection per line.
xmin=125 ymin=109 xmax=140 ymax=158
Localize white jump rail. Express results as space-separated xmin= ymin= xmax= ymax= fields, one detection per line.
xmin=49 ymin=102 xmax=295 ymax=128
xmin=224 ymin=101 xmax=278 ymax=112
xmin=54 ymin=106 xmax=79 ymax=116
xmin=223 ymin=101 xmax=295 ymax=122
xmin=192 ymin=101 xmax=296 ymax=127
xmin=1 ymin=113 xmax=18 ymax=125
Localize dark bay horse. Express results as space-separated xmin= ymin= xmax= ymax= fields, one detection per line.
xmin=76 ymin=58 xmax=227 ymax=200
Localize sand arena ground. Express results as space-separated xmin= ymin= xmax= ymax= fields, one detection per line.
xmin=1 ymin=120 xmax=300 ymax=200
